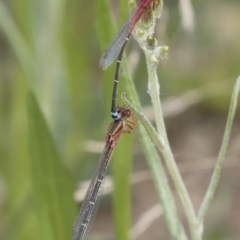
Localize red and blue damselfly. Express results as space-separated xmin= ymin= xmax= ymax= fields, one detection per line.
xmin=72 ymin=1 xmax=159 ymax=239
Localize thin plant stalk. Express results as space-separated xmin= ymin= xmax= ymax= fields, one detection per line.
xmin=197 ymin=77 xmax=240 ymax=232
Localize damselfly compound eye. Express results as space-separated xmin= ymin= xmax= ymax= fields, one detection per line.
xmin=126 ymin=110 xmax=132 ymax=118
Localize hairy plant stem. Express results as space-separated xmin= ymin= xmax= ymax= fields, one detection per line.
xmin=128 ymin=1 xmax=200 ymax=238
xmin=121 ymin=57 xmax=188 ymax=240
xmin=121 ymin=94 xmax=200 ymax=240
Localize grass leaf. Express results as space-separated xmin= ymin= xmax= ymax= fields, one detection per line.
xmin=27 ymin=91 xmax=76 ymax=240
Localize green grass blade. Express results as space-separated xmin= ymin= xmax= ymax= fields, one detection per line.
xmin=27 ymin=91 xmax=76 ymax=240
xmin=96 ymin=1 xmax=132 ymax=239
xmin=112 ymin=135 xmax=132 ymax=240
xmin=95 ymin=0 xmax=115 ymax=114
xmin=0 ymin=2 xmax=35 ymax=77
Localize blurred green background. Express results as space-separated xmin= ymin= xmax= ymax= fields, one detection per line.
xmin=0 ymin=0 xmax=240 ymax=240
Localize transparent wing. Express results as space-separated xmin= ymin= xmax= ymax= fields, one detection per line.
xmin=100 ymin=0 xmax=154 ymax=69
xmin=99 ymin=5 xmax=143 ymax=69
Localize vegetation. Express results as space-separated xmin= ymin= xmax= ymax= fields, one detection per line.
xmin=0 ymin=0 xmax=239 ymax=240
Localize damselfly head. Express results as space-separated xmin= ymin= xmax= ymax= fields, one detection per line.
xmin=117 ymin=107 xmax=132 ymax=119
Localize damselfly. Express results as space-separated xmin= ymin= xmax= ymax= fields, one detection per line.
xmin=100 ymin=0 xmax=158 ymax=70
xmin=72 ymin=108 xmax=136 ymax=240
xmin=103 ymin=0 xmax=159 ymax=120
